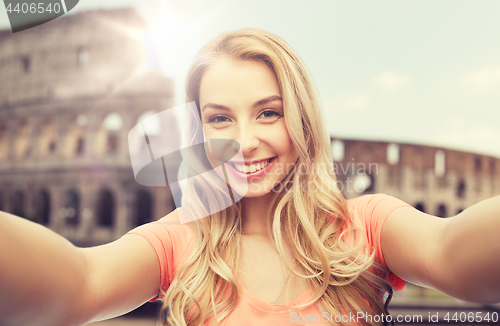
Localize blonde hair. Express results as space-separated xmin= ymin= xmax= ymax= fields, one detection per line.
xmin=158 ymin=28 xmax=394 ymax=326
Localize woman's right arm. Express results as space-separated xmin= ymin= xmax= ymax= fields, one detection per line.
xmin=0 ymin=210 xmax=161 ymax=326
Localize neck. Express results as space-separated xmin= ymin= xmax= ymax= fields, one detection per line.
xmin=240 ymin=191 xmax=277 ymax=237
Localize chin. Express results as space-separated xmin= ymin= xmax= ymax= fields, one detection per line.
xmin=241 ymin=190 xmax=271 ymax=198
xmin=227 ymin=181 xmax=275 ymax=199
xmin=246 ymin=182 xmax=282 ymax=198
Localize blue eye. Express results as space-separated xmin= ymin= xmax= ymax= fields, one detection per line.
xmin=208 ymin=116 xmax=230 ymax=124
xmin=259 ymin=110 xmax=282 ymax=119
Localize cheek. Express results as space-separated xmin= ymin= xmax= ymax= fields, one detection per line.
xmin=270 ymin=125 xmax=294 ymax=154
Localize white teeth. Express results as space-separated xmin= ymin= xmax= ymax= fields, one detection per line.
xmin=233 ymin=159 xmax=271 ymax=173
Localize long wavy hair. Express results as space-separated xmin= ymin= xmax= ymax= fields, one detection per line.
xmin=157 ymin=28 xmax=394 ymax=326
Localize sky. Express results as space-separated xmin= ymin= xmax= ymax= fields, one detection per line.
xmin=1 ymin=0 xmax=500 ymax=158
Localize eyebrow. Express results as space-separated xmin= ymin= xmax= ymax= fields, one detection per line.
xmin=201 ymin=95 xmax=282 ymax=112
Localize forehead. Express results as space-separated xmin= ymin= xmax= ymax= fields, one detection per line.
xmin=199 ymin=59 xmax=281 ymax=107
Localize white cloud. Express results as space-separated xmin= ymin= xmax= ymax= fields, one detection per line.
xmin=341 ymin=93 xmax=371 ymax=111
xmin=373 ymin=71 xmax=412 ymax=92
xmin=459 ymin=65 xmax=500 ymax=96
xmin=428 ymin=116 xmax=500 ymax=157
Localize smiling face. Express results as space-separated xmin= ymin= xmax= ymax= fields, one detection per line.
xmin=199 ymin=59 xmax=297 ymax=197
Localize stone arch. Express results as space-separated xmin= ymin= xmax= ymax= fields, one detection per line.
xmin=63 ymin=116 xmax=85 ymax=157
xmin=38 ymin=119 xmax=57 ymax=156
xmin=34 ymin=189 xmax=51 ymax=225
xmin=135 ymin=111 xmax=159 ymax=131
xmin=414 ymin=202 xmax=426 ymax=213
xmin=78 ymin=46 xmax=89 ymax=67
xmin=135 ymin=109 xmax=180 ymax=155
xmin=436 ymin=204 xmax=447 ymax=218
xmin=386 ymin=143 xmax=400 ymax=165
xmin=434 ymin=150 xmax=446 ymax=177
xmin=12 ymin=190 xmax=28 ymax=219
xmin=22 ymin=55 xmax=31 ymax=73
xmin=96 ymin=189 xmax=115 ymax=227
xmin=129 ymin=110 xmax=159 ymax=157
xmin=15 ymin=119 xmax=31 ymax=159
xmin=63 ymin=189 xmax=80 ymax=226
xmin=96 ymin=112 xmax=123 ymax=155
xmin=456 ymin=179 xmax=466 ymax=198
xmin=135 ymin=189 xmax=153 ymax=226
xmin=475 ymin=156 xmax=482 ymax=172
xmin=353 ymin=172 xmax=375 ymax=194
xmin=0 ymin=124 xmax=8 ymax=160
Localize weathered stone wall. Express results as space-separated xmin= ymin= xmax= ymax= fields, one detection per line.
xmin=332 ymin=138 xmax=500 ymax=217
xmin=0 ymin=9 xmax=176 ymax=246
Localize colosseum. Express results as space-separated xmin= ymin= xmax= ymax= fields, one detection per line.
xmin=331 ymin=137 xmax=500 ymax=217
xmin=1 ymin=8 xmax=499 ymax=251
xmin=0 ymin=8 xmax=178 ymax=246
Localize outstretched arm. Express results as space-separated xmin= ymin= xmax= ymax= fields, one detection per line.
xmin=0 ymin=211 xmax=88 ymax=325
xmin=0 ymin=210 xmax=161 ymax=326
xmin=381 ymin=195 xmax=500 ymax=304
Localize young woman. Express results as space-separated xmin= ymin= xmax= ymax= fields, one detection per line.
xmin=1 ymin=29 xmax=499 ymax=326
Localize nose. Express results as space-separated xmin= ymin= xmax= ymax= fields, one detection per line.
xmin=234 ymin=124 xmax=259 ymax=157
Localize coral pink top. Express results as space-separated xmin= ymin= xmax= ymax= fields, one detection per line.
xmin=124 ymin=193 xmax=411 ymax=325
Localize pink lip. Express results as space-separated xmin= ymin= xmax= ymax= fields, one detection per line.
xmin=226 ymin=157 xmax=277 ymax=180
